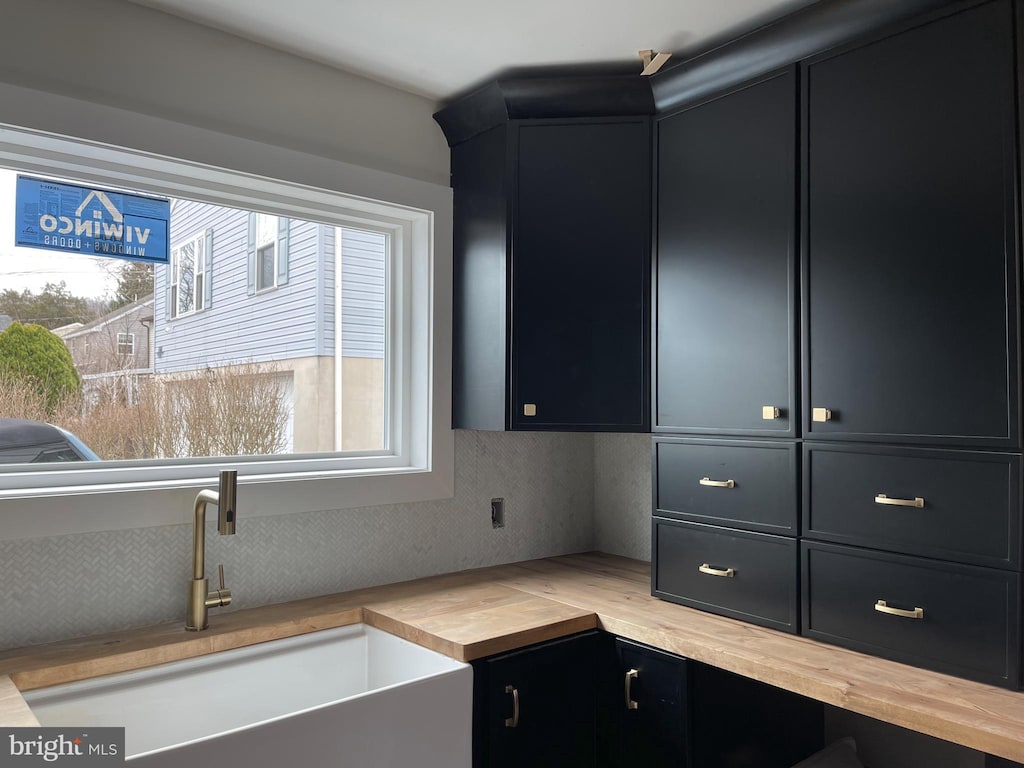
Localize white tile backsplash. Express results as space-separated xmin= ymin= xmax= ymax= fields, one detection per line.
xmin=593 ymin=433 xmax=652 ymax=561
xmin=0 ymin=429 xmax=600 ymax=650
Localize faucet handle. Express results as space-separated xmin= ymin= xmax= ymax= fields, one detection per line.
xmin=205 ymin=563 xmax=232 ymax=609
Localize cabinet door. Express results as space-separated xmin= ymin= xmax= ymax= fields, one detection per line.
xmin=512 ymin=119 xmax=650 ymax=432
xmin=474 ymin=632 xmax=597 ymax=768
xmin=656 ymin=70 xmax=796 ymax=436
xmin=600 ymin=638 xmax=689 ymax=768
xmin=802 ymin=1 xmax=1019 ymax=447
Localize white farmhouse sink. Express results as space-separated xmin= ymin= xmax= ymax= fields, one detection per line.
xmin=24 ymin=624 xmax=472 ymax=767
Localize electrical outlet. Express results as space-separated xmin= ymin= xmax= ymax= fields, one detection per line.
xmin=491 ymin=498 xmax=505 ymax=528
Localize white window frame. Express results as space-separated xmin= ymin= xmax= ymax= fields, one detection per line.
xmin=0 ymin=122 xmax=453 ymax=539
xmin=170 ymin=231 xmax=206 ymax=318
xmin=116 ymin=332 xmax=135 ymax=356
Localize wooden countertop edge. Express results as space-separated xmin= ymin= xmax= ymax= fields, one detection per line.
xmin=2 ymin=552 xmax=1024 ymax=762
xmin=6 ymin=606 xmax=364 ymax=692
xmin=596 ymin=614 xmax=1024 ymax=762
xmin=0 ymin=676 xmax=38 ymax=727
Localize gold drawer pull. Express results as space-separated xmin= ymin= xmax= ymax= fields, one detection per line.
xmin=504 ymin=685 xmax=519 ymax=728
xmin=762 ymin=405 xmax=781 ymax=420
xmin=874 ymin=494 xmax=925 ymax=508
xmin=812 ymin=407 xmax=833 ymax=422
xmin=625 ymin=668 xmax=639 ymax=710
xmin=699 ymin=477 xmax=735 ymax=489
xmin=875 ymin=600 xmax=924 ymax=620
xmin=699 ymin=563 xmax=735 ymax=578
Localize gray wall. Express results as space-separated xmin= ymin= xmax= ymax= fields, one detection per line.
xmin=0 ymin=0 xmax=449 ymax=186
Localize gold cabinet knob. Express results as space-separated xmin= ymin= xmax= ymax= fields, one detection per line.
xmin=812 ymin=407 xmax=833 ymax=423
xmin=523 ymin=403 xmax=537 ymax=417
xmin=762 ymin=405 xmax=781 ymax=420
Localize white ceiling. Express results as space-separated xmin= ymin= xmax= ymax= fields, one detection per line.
xmin=125 ymin=0 xmax=820 ymax=101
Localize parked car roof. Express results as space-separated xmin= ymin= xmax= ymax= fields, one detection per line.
xmin=0 ymin=418 xmax=100 ymax=463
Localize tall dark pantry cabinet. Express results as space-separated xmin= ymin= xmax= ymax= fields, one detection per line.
xmin=652 ymin=68 xmax=802 ymax=632
xmin=651 ymin=0 xmax=1024 ymax=691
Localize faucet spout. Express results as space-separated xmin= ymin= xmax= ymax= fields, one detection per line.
xmin=186 ymin=471 xmax=237 ymax=631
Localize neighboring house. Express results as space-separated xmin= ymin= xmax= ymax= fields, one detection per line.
xmin=153 ymin=199 xmax=386 ymax=453
xmin=56 ymin=295 xmax=154 ymax=405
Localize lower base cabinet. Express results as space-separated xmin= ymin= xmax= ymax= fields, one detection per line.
xmin=472 ymin=631 xmax=598 ymax=768
xmin=472 ymin=632 xmax=823 ymax=768
xmin=601 ymin=637 xmax=823 ymax=768
xmin=599 ymin=637 xmax=689 ymax=767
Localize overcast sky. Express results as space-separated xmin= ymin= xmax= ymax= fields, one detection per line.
xmin=0 ymin=168 xmax=120 ymax=299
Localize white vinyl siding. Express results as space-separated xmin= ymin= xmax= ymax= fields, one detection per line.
xmin=340 ymin=228 xmax=386 ymax=359
xmin=155 ymin=200 xmax=320 ymax=373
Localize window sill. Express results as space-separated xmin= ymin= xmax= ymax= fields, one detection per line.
xmin=0 ymin=429 xmax=454 ymax=541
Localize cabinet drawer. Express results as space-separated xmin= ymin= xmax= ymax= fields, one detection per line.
xmin=803 ymin=444 xmax=1021 ymax=568
xmin=656 ymin=438 xmax=798 ymax=535
xmin=802 ymin=541 xmax=1020 ymax=689
xmin=653 ymin=518 xmax=798 ymax=633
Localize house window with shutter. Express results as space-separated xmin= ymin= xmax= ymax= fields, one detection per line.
xmin=250 ymin=213 xmax=289 ymax=293
xmin=169 ymin=229 xmax=212 ymax=318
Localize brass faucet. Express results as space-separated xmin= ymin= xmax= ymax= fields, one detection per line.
xmin=186 ymin=470 xmax=237 ymax=631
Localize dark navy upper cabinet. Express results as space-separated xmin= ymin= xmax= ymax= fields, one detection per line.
xmin=655 ymin=69 xmax=797 ymax=437
xmin=511 ymin=119 xmax=651 ymax=431
xmin=801 ymin=0 xmax=1020 ymax=448
xmin=448 ymin=113 xmax=651 ymax=432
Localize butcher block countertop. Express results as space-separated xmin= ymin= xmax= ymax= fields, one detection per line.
xmin=3 ymin=552 xmax=1024 ymax=762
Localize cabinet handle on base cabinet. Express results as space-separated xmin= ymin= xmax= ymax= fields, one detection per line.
xmin=812 ymin=407 xmax=833 ymax=422
xmin=699 ymin=563 xmax=735 ymax=578
xmin=874 ymin=494 xmax=925 ymax=508
xmin=624 ymin=668 xmax=639 ymax=710
xmin=875 ymin=600 xmax=924 ymax=620
xmin=762 ymin=405 xmax=781 ymax=420
xmin=699 ymin=477 xmax=735 ymax=488
xmin=504 ymin=685 xmax=519 ymax=728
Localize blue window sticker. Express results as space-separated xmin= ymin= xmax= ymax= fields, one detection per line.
xmin=15 ymin=176 xmax=170 ymax=264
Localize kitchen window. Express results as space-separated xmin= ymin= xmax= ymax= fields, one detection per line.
xmin=0 ymin=122 xmax=452 ymax=531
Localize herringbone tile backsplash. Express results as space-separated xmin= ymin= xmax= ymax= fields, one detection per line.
xmin=593 ymin=433 xmax=652 ymax=562
xmin=0 ymin=430 xmax=607 ymax=650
